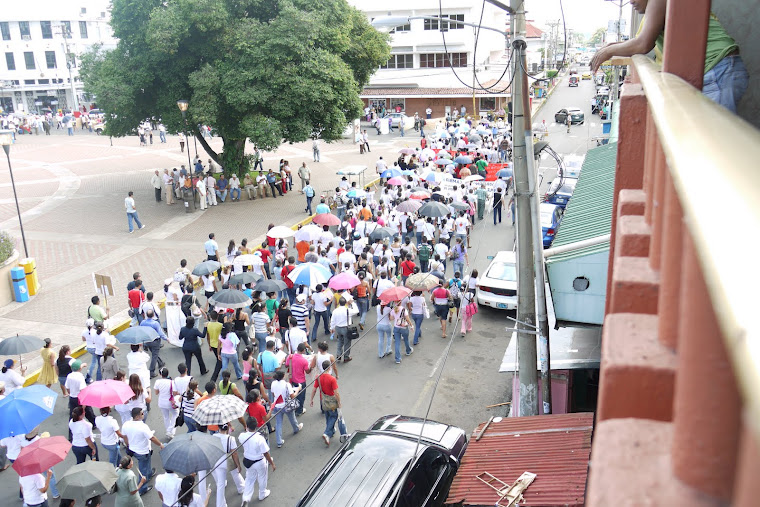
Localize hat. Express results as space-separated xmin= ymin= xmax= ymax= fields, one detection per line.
xmin=71 ymin=360 xmax=83 ymax=371
xmin=296 ymin=294 xmax=306 ymax=303
xmin=86 ymin=318 xmax=95 ymax=327
xmin=0 ymin=381 xmax=5 ymax=391
xmin=3 ymin=359 xmax=13 ymax=369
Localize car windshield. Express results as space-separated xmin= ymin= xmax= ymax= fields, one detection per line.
xmin=486 ymin=261 xmax=517 ymax=282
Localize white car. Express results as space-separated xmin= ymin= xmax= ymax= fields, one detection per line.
xmin=476 ymin=251 xmax=518 ymax=310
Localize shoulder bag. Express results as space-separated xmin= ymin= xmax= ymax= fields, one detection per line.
xmin=175 ymin=395 xmax=185 ymax=427
xmin=347 ymin=307 xmax=360 ymax=340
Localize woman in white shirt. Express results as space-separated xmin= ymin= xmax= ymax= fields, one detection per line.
xmin=127 ymin=344 xmax=150 ymax=393
xmin=154 ymin=368 xmax=179 ymax=440
xmin=409 ymin=291 xmax=428 ymax=346
xmin=391 ymin=303 xmax=414 ymax=364
xmin=96 ymin=407 xmax=126 ymax=467
xmin=0 ymin=359 xmax=26 ymax=394
xmin=177 ymin=474 xmax=206 ymax=507
xmin=270 ymin=370 xmax=303 ymax=448
xmin=376 ymin=303 xmax=393 ymax=358
xmin=124 ymin=373 xmax=151 ymax=416
xmin=113 ymin=371 xmax=134 ymax=424
xmin=70 ymin=406 xmax=98 ymax=464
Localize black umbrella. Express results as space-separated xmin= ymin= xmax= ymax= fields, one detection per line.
xmin=160 ymin=433 xmax=225 ymax=476
xmin=192 ymin=260 xmax=221 ymax=277
xmin=0 ymin=335 xmax=45 ymax=368
xmin=369 ymin=227 xmax=396 ymax=241
xmin=418 ymin=201 xmax=451 ymax=218
xmin=208 ymin=289 xmax=252 ymax=309
xmin=229 ymin=272 xmax=262 ymax=286
xmin=254 ymin=279 xmax=287 ymax=293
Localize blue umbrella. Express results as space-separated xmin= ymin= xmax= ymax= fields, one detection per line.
xmin=380 ymin=168 xmax=402 ymax=178
xmin=0 ymin=386 xmax=58 ymax=438
xmin=347 ymin=188 xmax=367 ymax=199
xmin=160 ymin=432 xmax=225 ymax=476
xmin=116 ymin=326 xmax=159 ymax=344
xmin=454 ymin=156 xmax=472 ymax=165
xmin=437 ymin=131 xmax=450 ymax=139
xmin=434 ymin=159 xmax=451 ymax=166
xmin=287 ymin=262 xmax=332 ymax=288
xmin=497 ymin=168 xmax=513 ymax=178
xmin=401 ymin=170 xmax=416 ymax=176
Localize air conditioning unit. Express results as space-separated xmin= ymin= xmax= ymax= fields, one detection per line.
xmin=81 ymin=7 xmax=87 ymax=14
xmin=22 ymin=35 xmax=31 ymax=41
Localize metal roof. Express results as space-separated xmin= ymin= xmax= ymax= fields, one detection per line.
xmin=546 ymin=143 xmax=617 ymax=264
xmin=445 ymin=413 xmax=594 ymax=507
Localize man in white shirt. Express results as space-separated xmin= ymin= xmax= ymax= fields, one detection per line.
xmin=374 ymin=273 xmax=395 ymax=299
xmin=122 ymin=407 xmax=165 ymax=495
xmin=151 ymin=170 xmax=163 ymax=202
xmin=414 ymin=217 xmax=426 ymax=245
xmin=19 ymin=470 xmax=52 ymax=507
xmin=256 ymin=172 xmax=269 ymax=198
xmin=376 ymin=156 xmax=387 ymax=175
xmin=240 ymin=418 xmax=275 ymax=503
xmin=65 ymin=360 xmax=88 ymax=412
xmin=310 ymin=285 xmax=333 ymax=342
xmin=423 ymin=219 xmax=436 ymax=243
xmin=229 ymin=174 xmax=242 ymax=201
xmin=162 ymin=169 xmax=175 ymax=205
xmin=286 ymin=318 xmax=310 ymax=354
xmin=205 ymin=174 xmax=218 ymax=206
xmin=454 ymin=213 xmax=470 ymax=243
xmin=352 ymin=234 xmax=367 ymax=256
xmin=125 ymin=191 xmax=145 ymax=234
xmin=155 ymin=469 xmax=182 ymax=507
xmin=329 ymin=297 xmax=352 ymax=363
xmin=212 ymin=424 xmax=245 ymax=507
xmin=196 ymin=176 xmax=207 ymax=211
xmin=434 ymin=242 xmax=450 ymax=272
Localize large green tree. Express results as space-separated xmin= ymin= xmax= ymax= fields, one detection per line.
xmin=80 ymin=0 xmax=390 ymax=172
xmin=588 ymin=27 xmax=606 ymax=46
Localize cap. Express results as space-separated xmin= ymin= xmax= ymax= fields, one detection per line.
xmin=71 ymin=360 xmax=83 ymax=371
xmin=3 ymin=359 xmax=13 ymax=368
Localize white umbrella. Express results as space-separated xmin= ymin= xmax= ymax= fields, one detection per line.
xmin=295 ymin=224 xmax=322 ymax=242
xmin=267 ymin=226 xmax=295 ymax=239
xmin=464 ymin=175 xmax=485 ymax=183
xmin=235 ymin=254 xmax=262 ymax=266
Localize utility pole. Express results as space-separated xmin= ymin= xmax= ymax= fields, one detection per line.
xmin=510 ymin=0 xmax=539 ymax=417
xmin=58 ymin=24 xmax=80 ymax=112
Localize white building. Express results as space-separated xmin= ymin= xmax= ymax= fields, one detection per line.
xmin=0 ymin=1 xmax=117 ymax=114
xmin=348 ymin=0 xmax=511 ymax=117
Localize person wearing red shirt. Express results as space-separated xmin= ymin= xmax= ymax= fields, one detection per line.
xmin=127 ymin=280 xmax=145 ymax=324
xmin=245 ymin=389 xmax=270 ymax=430
xmin=285 ymin=343 xmax=311 ymax=416
xmin=281 ymin=257 xmax=297 ymax=304
xmin=310 ymin=364 xmax=347 ymax=446
xmin=399 ymin=255 xmax=416 ymax=284
xmin=256 ymin=243 xmax=272 ymax=278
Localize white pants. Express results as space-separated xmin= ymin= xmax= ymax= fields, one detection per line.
xmin=160 ymin=406 xmax=178 ymax=438
xmin=212 ymin=464 xmax=245 ymax=507
xmin=207 ymin=191 xmax=217 ymax=206
xmin=243 ymin=459 xmax=268 ymax=501
xmin=198 ymin=469 xmax=210 ymax=504
xmin=198 ymin=192 xmax=207 ymax=210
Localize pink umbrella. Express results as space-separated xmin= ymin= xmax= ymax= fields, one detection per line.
xmin=12 ymin=436 xmax=71 ymax=476
xmin=312 ymin=213 xmax=341 ymax=227
xmin=387 ymin=177 xmax=406 ymax=186
xmin=328 ymin=272 xmax=361 ymax=291
xmin=78 ymin=379 xmax=135 ymax=408
xmin=410 ymin=191 xmax=431 ymax=200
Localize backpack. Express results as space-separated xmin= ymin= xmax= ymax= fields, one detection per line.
xmin=449 ymin=278 xmax=462 ymax=298
xmin=339 ymin=223 xmax=348 ymax=238
xmin=405 ymin=216 xmax=414 ymax=231
xmin=180 ymin=294 xmax=194 ymax=317
xmin=419 ymin=244 xmax=431 ymax=262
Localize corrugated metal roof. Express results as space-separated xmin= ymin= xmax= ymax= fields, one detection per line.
xmin=546 ymin=143 xmax=617 ymax=264
xmin=446 ymin=413 xmax=594 ymax=507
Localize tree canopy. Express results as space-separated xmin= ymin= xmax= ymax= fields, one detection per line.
xmin=588 ymin=27 xmax=606 ymax=46
xmin=80 ymin=0 xmax=390 ymax=172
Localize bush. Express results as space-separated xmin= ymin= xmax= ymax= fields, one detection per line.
xmin=0 ymin=231 xmax=15 ymax=264
xmin=547 ymin=70 xmax=559 ymax=79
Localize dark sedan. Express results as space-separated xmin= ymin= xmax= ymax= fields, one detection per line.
xmin=555 ymin=108 xmax=585 ymax=125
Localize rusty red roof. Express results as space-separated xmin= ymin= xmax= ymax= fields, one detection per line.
xmin=445 ymin=413 xmax=594 ymax=507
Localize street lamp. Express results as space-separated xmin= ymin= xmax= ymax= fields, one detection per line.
xmin=0 ymin=130 xmax=29 ymax=258
xmin=176 ymin=100 xmax=197 ymax=209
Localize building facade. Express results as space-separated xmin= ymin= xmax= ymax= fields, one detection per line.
xmin=348 ymin=0 xmax=511 ymax=118
xmin=0 ymin=1 xmax=116 ymax=114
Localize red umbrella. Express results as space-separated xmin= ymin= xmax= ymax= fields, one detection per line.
xmin=312 ymin=213 xmax=341 ymax=227
xmin=410 ymin=191 xmax=431 ymax=200
xmin=379 ymin=286 xmax=412 ymax=303
xmin=12 ymin=436 xmax=71 ymax=476
xmin=78 ymin=379 xmax=135 ymax=408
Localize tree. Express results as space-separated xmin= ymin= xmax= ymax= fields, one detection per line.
xmin=80 ymin=0 xmax=390 ymax=173
xmin=588 ymin=27 xmax=606 ymax=46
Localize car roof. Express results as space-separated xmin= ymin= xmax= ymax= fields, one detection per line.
xmin=568 ymin=107 xmax=583 ymax=112
xmin=492 ymin=250 xmax=516 ymax=263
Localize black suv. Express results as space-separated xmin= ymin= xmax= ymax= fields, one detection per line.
xmin=297 ymin=415 xmax=468 ymax=507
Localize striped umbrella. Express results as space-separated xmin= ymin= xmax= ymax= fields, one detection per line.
xmin=192 ymin=395 xmax=248 ymax=426
xmin=287 ymin=262 xmax=332 ymax=288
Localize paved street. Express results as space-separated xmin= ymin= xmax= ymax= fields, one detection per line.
xmin=0 ymin=80 xmax=600 ymax=505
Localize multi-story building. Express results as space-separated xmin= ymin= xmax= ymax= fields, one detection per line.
xmin=348 ymin=0 xmax=511 ymax=118
xmin=0 ymin=1 xmax=116 ymax=114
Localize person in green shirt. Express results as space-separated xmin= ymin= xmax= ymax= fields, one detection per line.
xmin=88 ymin=295 xmax=109 ymax=322
xmin=475 ymin=184 xmax=489 ymax=220
xmin=475 ymin=157 xmax=488 ymax=178
xmin=590 ymin=0 xmax=748 ymax=113
xmin=206 ymin=311 xmax=223 ymax=382
xmin=265 ymin=292 xmax=279 ymax=320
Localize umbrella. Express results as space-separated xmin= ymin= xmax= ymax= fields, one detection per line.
xmin=465 ymin=175 xmax=485 ymax=183
xmin=398 ymin=148 xmax=416 ymax=155
xmin=410 ymin=191 xmax=431 ymax=200
xmin=0 ymin=386 xmax=58 ymax=438
xmin=437 ymin=131 xmax=450 ymax=139
xmin=209 ymin=289 xmax=252 ymax=309
xmin=115 ymin=326 xmax=159 ymax=344
xmin=379 ymin=286 xmax=412 ymax=304
xmin=254 ymin=279 xmax=287 ymax=293
xmin=405 ymin=273 xmax=440 ymax=291
xmin=387 ymin=177 xmax=405 ymax=186
xmin=0 ymin=334 xmax=45 ymax=368
xmin=450 ymin=201 xmax=471 ymax=211
xmin=453 ymin=156 xmax=472 ymax=165
xmin=192 ymin=260 xmax=221 ymax=277
xmin=287 ymin=262 xmax=332 ymax=288
xmin=420 ymin=148 xmax=436 ymax=158
xmin=192 ymin=395 xmax=248 ymax=426
xmin=229 ymin=272 xmax=262 ymax=286
xmin=434 ymin=159 xmax=451 ymax=166
xmin=328 ymin=272 xmax=361 ymax=291
xmin=438 ymin=151 xmax=452 ymax=159
xmin=424 ymin=171 xmax=445 ymax=183
xmin=369 ymin=227 xmax=396 ymax=241
xmin=465 ymin=143 xmax=480 ymax=150
xmin=234 ymin=254 xmax=262 ymax=267
xmin=469 ymin=134 xmax=482 ymax=143
xmin=496 ymin=168 xmax=513 ymax=178
xmin=380 ymin=168 xmax=403 ymax=178
xmin=346 ymin=188 xmax=367 ymax=199
xmin=160 ymin=432 xmax=225 ymax=476
xmin=401 ymin=170 xmax=416 ymax=177
xmin=78 ymin=379 xmax=135 ymax=408
xmin=418 ymin=201 xmax=451 ymax=218
xmin=294 ymin=224 xmax=323 ymax=242
xmin=266 ymin=226 xmax=295 ymax=239
xmin=12 ymin=436 xmax=71 ymax=476
xmin=312 ymin=213 xmax=341 ymax=227
xmin=395 ymin=200 xmax=422 ymax=213
xmin=57 ymin=461 xmax=117 ymax=504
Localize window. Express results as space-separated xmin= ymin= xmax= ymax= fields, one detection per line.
xmin=24 ymin=79 xmax=35 ymax=85
xmin=37 ymin=79 xmax=49 ymax=84
xmin=423 ymin=14 xmax=464 ymax=31
xmin=380 ymin=54 xmax=413 ymax=69
xmin=62 ymin=21 xmax=72 ymax=38
xmin=19 ymin=21 xmax=30 ymax=38
xmin=45 ymin=51 xmax=56 ymax=69
xmin=40 ymin=21 xmax=53 ymax=39
xmin=5 ymin=52 xmax=15 ymax=71
xmin=480 ymin=97 xmax=496 ymax=111
xmin=390 ymin=22 xmax=410 ymax=34
xmin=67 ymin=53 xmax=76 ymax=68
xmin=419 ymin=53 xmax=467 ymax=68
xmin=79 ymin=21 xmax=88 ymax=38
xmin=423 ymin=18 xmax=439 ymax=31
xmin=448 ymin=52 xmax=467 ymax=67
xmin=0 ymin=22 xmax=10 ymax=40
xmin=24 ymin=51 xmax=35 ymax=70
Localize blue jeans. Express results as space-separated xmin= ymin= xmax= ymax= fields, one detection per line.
xmin=216 ymin=189 xmax=228 ymax=202
xmin=102 ymin=442 xmax=121 ymax=467
xmin=377 ymin=324 xmax=392 ymax=357
xmin=87 ymin=348 xmax=101 ymax=382
xmin=67 ymin=126 xmax=73 ymax=136
xmin=324 ymin=409 xmax=347 ymax=438
xmin=186 ymin=416 xmax=197 ymax=432
xmin=357 ymin=297 xmax=369 ymax=325
xmin=452 ymin=261 xmax=465 ymax=278
xmin=337 ymin=206 xmax=346 ymax=222
xmin=159 ymin=131 xmax=166 ymax=143
xmin=127 ymin=212 xmax=143 ymax=232
xmin=72 ymin=445 xmax=97 ymax=464
xmin=311 ymin=310 xmax=330 ymax=341
xmin=230 ymin=188 xmax=241 ymax=200
xmin=222 ymin=352 xmax=243 ymax=378
xmin=274 ymin=408 xmax=300 ymax=445
xmin=255 ymin=331 xmax=268 ymax=353
xmin=400 ymin=127 xmax=405 ymax=137
xmin=412 ymin=313 xmax=424 ymax=345
xmin=306 ymin=196 xmax=313 ymax=214
xmin=48 ymin=469 xmax=59 ymax=498
xmin=493 ymin=205 xmax=502 ymax=224
xmin=135 ymin=452 xmax=152 ymax=494
xmin=393 ymin=326 xmax=412 ymax=363
xmin=415 ymin=232 xmax=422 ymax=245
xmin=702 ymin=55 xmax=749 ymax=113
xmin=286 ymin=287 xmax=296 ymax=305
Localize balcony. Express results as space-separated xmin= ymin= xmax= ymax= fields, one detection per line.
xmin=586 ymin=19 xmax=760 ymax=507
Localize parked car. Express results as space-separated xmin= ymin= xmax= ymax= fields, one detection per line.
xmin=476 ymin=251 xmax=517 ymax=310
xmin=540 ymin=202 xmax=564 ymax=249
xmin=562 ymin=154 xmax=585 ymax=178
xmin=569 ymin=67 xmax=578 ymax=75
xmin=92 ymin=119 xmax=105 ymax=134
xmin=544 ymin=176 xmax=578 ymax=209
xmin=568 ymin=76 xmax=579 ymax=87
xmin=554 ymin=108 xmax=585 ymax=125
xmin=581 ymin=72 xmax=592 ymax=80
xmin=297 ymin=415 xmax=468 ymax=507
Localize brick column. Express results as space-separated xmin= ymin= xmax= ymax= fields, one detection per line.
xmin=733 ymin=422 xmax=760 ymax=506
xmin=662 ymin=0 xmax=710 ymax=89
xmin=656 ymin=175 xmax=682 ymax=350
xmin=649 ymin=144 xmax=666 ymax=271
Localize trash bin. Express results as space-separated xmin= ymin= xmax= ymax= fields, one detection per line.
xmin=602 ymin=120 xmax=612 ymax=135
xmin=182 ymin=186 xmax=194 ymax=213
xmin=11 ymin=266 xmax=29 ymax=302
xmin=18 ymin=257 xmax=39 ymax=296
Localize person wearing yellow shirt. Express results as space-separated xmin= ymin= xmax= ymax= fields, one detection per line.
xmin=206 ymin=311 xmax=224 ymax=382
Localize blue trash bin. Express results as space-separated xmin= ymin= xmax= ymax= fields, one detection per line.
xmin=11 ymin=266 xmax=29 ymax=302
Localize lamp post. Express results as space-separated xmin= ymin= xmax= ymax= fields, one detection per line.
xmin=0 ymin=130 xmax=29 ymax=258
xmin=176 ymin=100 xmax=197 ymax=209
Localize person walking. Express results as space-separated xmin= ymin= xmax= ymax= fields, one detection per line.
xmin=303 ymin=180 xmax=315 ymax=215
xmin=38 ymin=338 xmax=56 ymax=388
xmin=476 ymin=183 xmax=488 ymax=220
xmin=330 ymin=297 xmax=352 ymax=363
xmin=155 ymin=468 xmax=182 ymax=507
xmin=121 ymin=407 xmax=164 ymax=495
xmin=239 ymin=417 xmax=275 ymax=504
xmin=210 ymin=423 xmax=245 ymax=507
xmin=95 ymin=407 xmax=124 ymax=467
xmin=179 ymin=316 xmax=208 ymax=376
xmin=270 ymin=370 xmax=303 ymax=448
xmin=312 ymin=138 xmax=321 ymax=162
xmin=125 ymin=191 xmax=146 ymax=234
xmin=153 ymin=368 xmax=179 ymax=441
xmin=409 ymin=291 xmax=427 ymax=346
xmin=219 ymin=323 xmax=243 ymax=380
xmin=376 ymin=302 xmax=393 ymax=358
xmin=114 ymin=456 xmax=147 ymax=506
xmin=391 ymin=302 xmax=414 ymax=364
xmin=310 ymin=361 xmax=347 ymax=446
xmin=151 ymin=170 xmax=162 ymax=203
xmin=298 ymin=163 xmax=311 ymax=192
xmin=139 ymin=315 xmax=166 ymax=378
xmin=493 ymin=188 xmax=505 ymax=225
xmin=460 ymin=273 xmax=478 ymax=337
xmin=285 ymin=343 xmax=310 ymax=417
xmin=431 ymin=282 xmax=451 ymax=338
xmin=69 ymin=406 xmax=99 ymax=464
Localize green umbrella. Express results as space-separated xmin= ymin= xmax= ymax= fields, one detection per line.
xmin=57 ymin=461 xmax=117 ymax=504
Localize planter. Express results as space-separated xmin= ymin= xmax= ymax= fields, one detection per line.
xmin=0 ymin=249 xmax=19 ymax=307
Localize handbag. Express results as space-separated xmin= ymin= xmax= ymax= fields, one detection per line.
xmin=347 ymin=308 xmax=360 ymax=340
xmin=174 ymin=396 xmax=185 ymax=427
xmin=284 ymin=393 xmax=301 ymax=413
xmin=423 ymin=304 xmax=430 ymax=319
xmin=322 ymin=393 xmax=339 ymax=411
